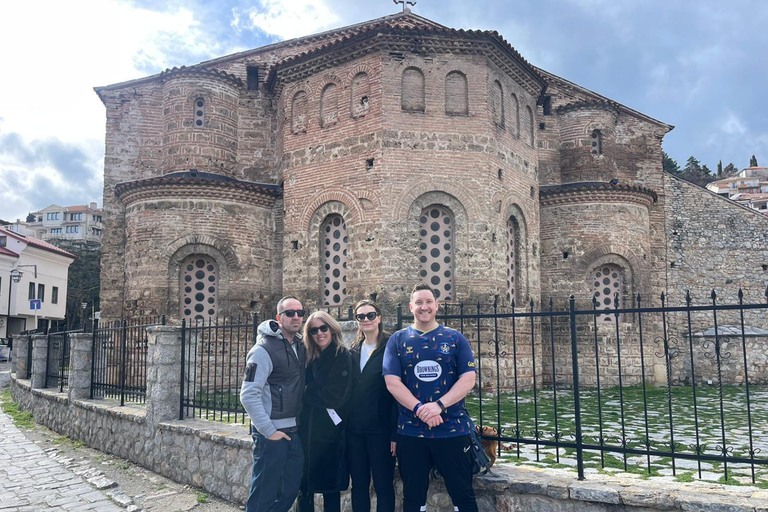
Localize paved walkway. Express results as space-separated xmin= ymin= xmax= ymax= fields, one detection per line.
xmin=0 ymin=407 xmax=121 ymax=512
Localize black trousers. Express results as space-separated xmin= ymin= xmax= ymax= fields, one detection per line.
xmin=297 ymin=491 xmax=340 ymax=512
xmin=347 ymin=430 xmax=396 ymax=512
xmin=396 ymin=435 xmax=477 ymax=512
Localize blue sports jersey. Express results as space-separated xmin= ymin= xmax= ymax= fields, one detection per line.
xmin=382 ymin=324 xmax=476 ymax=438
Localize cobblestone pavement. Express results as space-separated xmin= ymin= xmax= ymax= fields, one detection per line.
xmin=0 ymin=406 xmax=123 ymax=512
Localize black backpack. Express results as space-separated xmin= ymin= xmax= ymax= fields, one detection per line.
xmin=465 ymin=417 xmax=492 ymax=475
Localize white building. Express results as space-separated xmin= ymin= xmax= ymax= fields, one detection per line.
xmin=706 ymin=167 xmax=768 ymax=214
xmin=0 ymin=227 xmax=76 ymax=337
xmin=20 ymin=203 xmax=103 ymax=243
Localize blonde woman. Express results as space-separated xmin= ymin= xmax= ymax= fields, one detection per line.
xmin=297 ymin=311 xmax=353 ymax=512
xmin=346 ymin=300 xmax=396 ymax=512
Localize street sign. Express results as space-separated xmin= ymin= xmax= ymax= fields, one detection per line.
xmin=30 ymin=299 xmax=42 ymax=310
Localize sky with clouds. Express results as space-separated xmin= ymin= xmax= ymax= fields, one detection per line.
xmin=0 ymin=0 xmax=766 ymax=222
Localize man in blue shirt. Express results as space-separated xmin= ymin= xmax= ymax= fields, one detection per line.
xmin=383 ymin=284 xmax=477 ymax=512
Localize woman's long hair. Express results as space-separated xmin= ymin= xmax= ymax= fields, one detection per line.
xmin=351 ymin=300 xmax=387 ymax=350
xmin=303 ymin=311 xmax=346 ymax=364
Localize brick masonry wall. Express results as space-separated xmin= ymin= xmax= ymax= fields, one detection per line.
xmin=121 ymin=196 xmax=276 ymax=319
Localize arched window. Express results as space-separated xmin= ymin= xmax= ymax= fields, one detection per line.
xmin=181 ymin=255 xmax=218 ymax=320
xmin=510 ymin=93 xmax=520 ymax=138
xmin=402 ymin=67 xmax=425 ymax=112
xmin=593 ymin=265 xmax=622 ymax=323
xmin=291 ymin=91 xmax=308 ymax=134
xmin=194 ymin=98 xmax=205 ymax=127
xmin=445 ymin=71 xmax=468 ymax=116
xmin=506 ymin=217 xmax=522 ymax=304
xmin=491 ymin=80 xmax=504 ymax=127
xmin=321 ymin=215 xmax=348 ymax=306
xmin=350 ymin=72 xmax=370 ymax=118
xmin=526 ymin=105 xmax=535 ymax=146
xmin=320 ymin=83 xmax=339 ymax=128
xmin=590 ymin=129 xmax=602 ymax=155
xmin=419 ymin=205 xmax=455 ymax=300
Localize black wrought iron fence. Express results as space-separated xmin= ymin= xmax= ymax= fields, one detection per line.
xmin=26 ymin=336 xmax=33 ymax=376
xmin=90 ymin=316 xmax=165 ymax=405
xmin=396 ymin=288 xmax=768 ymax=484
xmin=45 ymin=330 xmax=77 ymax=391
xmin=180 ymin=315 xmax=258 ymax=423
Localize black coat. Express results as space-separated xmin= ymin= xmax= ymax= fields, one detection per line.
xmin=347 ymin=343 xmax=397 ymax=440
xmin=299 ymin=345 xmax=353 ymax=493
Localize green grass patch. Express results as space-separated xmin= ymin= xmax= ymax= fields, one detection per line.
xmin=465 ymin=384 xmax=768 ymax=486
xmin=0 ymin=390 xmax=36 ymax=429
xmin=197 ymin=492 xmax=209 ymax=504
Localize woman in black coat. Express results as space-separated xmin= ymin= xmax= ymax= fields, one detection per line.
xmin=346 ymin=300 xmax=396 ymax=512
xmin=298 ymin=311 xmax=354 ymax=512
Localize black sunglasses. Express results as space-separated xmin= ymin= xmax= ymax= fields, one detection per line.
xmin=355 ymin=312 xmax=379 ymax=322
xmin=308 ymin=324 xmax=330 ymax=336
xmin=279 ymin=309 xmax=305 ymax=318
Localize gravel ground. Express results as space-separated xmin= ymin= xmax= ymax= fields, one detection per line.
xmin=0 ymin=361 xmax=245 ymax=512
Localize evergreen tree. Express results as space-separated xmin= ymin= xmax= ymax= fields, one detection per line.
xmin=662 ymin=152 xmax=680 ymax=174
xmin=723 ymin=163 xmax=738 ymax=176
xmin=750 ymin=155 xmax=758 ymax=167
xmin=717 ymin=160 xmax=723 ymax=176
xmin=48 ymin=239 xmax=101 ymax=330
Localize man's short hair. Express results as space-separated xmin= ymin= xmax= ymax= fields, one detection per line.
xmin=276 ymin=295 xmax=302 ymax=314
xmin=410 ymin=283 xmax=437 ymax=300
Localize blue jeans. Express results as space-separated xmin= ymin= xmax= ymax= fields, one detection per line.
xmin=247 ymin=428 xmax=304 ymax=512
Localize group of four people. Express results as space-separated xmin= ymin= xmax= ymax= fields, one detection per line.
xmin=240 ymin=284 xmax=478 ymax=512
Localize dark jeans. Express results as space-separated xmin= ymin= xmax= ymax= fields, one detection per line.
xmin=246 ymin=428 xmax=304 ymax=512
xmin=396 ymin=434 xmax=477 ymax=512
xmin=347 ymin=431 xmax=396 ymax=512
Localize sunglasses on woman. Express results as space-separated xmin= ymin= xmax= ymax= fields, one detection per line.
xmin=279 ymin=309 xmax=305 ymax=318
xmin=308 ymin=324 xmax=330 ymax=336
xmin=355 ymin=312 xmax=379 ymax=322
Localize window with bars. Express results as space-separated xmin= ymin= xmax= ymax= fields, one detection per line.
xmin=320 ymin=215 xmax=348 ymax=306
xmin=418 ymin=205 xmax=455 ymax=300
xmin=181 ymin=256 xmax=219 ymax=320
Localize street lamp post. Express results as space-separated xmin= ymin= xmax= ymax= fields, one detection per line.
xmin=81 ymin=302 xmax=88 ymax=332
xmin=7 ymin=265 xmax=38 ymax=336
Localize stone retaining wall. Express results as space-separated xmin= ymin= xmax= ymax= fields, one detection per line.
xmin=9 ymin=329 xmax=768 ymax=511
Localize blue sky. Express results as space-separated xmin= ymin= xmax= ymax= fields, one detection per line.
xmin=0 ymin=0 xmax=766 ymax=221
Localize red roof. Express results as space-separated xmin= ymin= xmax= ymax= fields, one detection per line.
xmin=0 ymin=246 xmax=19 ymax=257
xmin=65 ymin=204 xmax=101 ymax=213
xmin=0 ymin=228 xmax=77 ymax=259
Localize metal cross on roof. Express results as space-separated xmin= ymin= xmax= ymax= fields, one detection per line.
xmin=394 ymin=0 xmax=416 ymax=12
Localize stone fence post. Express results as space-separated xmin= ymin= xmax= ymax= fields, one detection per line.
xmin=13 ymin=335 xmax=30 ymax=379
xmin=145 ymin=326 xmax=182 ymax=428
xmin=68 ymin=333 xmax=93 ymax=400
xmin=30 ymin=334 xmax=48 ymax=389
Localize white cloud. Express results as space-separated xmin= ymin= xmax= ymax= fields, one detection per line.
xmin=245 ymin=0 xmax=340 ymax=40
xmin=0 ymin=0 xmax=220 ymax=144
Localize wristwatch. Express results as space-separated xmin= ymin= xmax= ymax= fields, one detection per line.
xmin=436 ymin=399 xmax=446 ymax=414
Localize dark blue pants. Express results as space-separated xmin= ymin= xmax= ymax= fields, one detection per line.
xmin=246 ymin=428 xmax=304 ymax=512
xmin=346 ymin=430 xmax=396 ymax=512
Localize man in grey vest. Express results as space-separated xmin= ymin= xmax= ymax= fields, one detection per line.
xmin=241 ymin=296 xmax=307 ymax=512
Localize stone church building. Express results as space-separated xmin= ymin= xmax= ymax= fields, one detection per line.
xmin=95 ymin=10 xmax=768 ymax=325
